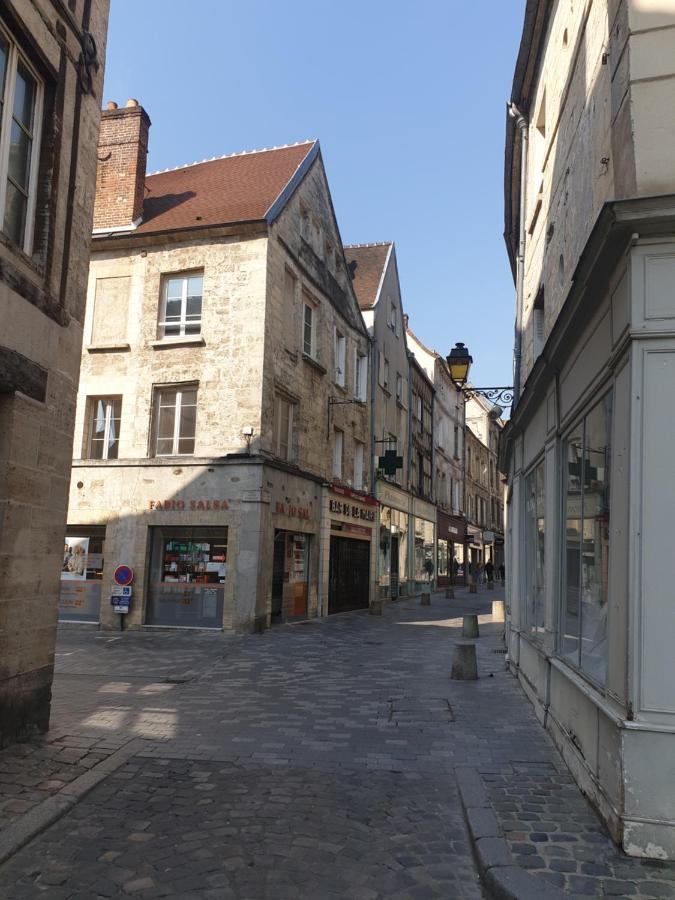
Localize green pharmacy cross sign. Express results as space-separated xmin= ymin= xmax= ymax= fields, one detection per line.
xmin=378 ymin=449 xmax=403 ymax=476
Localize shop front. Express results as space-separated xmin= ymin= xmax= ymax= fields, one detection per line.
xmin=324 ymin=485 xmax=377 ymax=614
xmin=59 ymin=526 xmax=106 ymax=622
xmin=436 ymin=511 xmax=466 ymax=587
xmin=412 ymin=497 xmax=436 ymax=593
xmin=146 ymin=526 xmax=227 ymax=627
xmin=376 ymin=482 xmax=411 ymax=601
xmin=466 ymin=526 xmax=484 ymax=581
xmin=268 ymin=472 xmax=321 ymax=624
xmin=65 ymin=460 xmax=269 ymax=632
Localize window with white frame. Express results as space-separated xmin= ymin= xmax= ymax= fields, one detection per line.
xmin=388 ymin=299 xmax=397 ymax=333
xmin=353 ymin=440 xmax=364 ymax=490
xmin=334 ymin=329 xmax=346 ymax=386
xmin=561 ymin=391 xmax=613 ymax=685
xmin=523 ymin=458 xmax=545 ymax=640
xmin=0 ymin=24 xmax=43 ymax=254
xmin=302 ymin=291 xmax=317 ymax=359
xmin=396 ymin=373 xmax=403 ymax=403
xmin=333 ymin=428 xmax=343 ymax=479
xmin=159 ymin=272 xmax=203 ymax=338
xmin=274 ymin=393 xmax=294 ymax=461
xmin=354 ymin=351 xmax=367 ymax=401
xmin=87 ymin=397 xmax=122 ymax=460
xmin=153 ymin=385 xmax=197 ymax=456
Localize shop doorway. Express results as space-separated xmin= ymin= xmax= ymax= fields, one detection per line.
xmin=271 ymin=530 xmax=310 ymax=622
xmin=390 ymin=534 xmax=400 ymax=599
xmin=328 ymin=536 xmax=370 ymax=614
xmin=271 ymin=532 xmax=286 ymax=620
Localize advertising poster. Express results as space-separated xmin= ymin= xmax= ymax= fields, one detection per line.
xmin=62 ymin=537 xmax=89 ymax=580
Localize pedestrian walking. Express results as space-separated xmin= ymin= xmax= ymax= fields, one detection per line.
xmin=499 ymin=562 xmax=505 ymax=583
xmin=485 ymin=560 xmax=494 ymax=583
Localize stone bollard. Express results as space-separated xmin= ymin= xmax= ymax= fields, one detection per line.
xmin=492 ymin=599 xmax=505 ymax=620
xmin=487 ymin=581 xmax=495 ymax=591
xmin=445 ymin=587 xmax=455 ymax=600
xmin=370 ymin=598 xmax=383 ymax=616
xmin=462 ymin=614 xmax=479 ymax=639
xmin=451 ymin=642 xmax=478 ymax=680
xmin=421 ymin=592 xmax=431 ymax=606
xmin=469 ymin=581 xmax=477 ymax=594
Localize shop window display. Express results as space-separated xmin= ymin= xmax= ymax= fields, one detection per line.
xmin=147 ymin=527 xmax=227 ymax=627
xmin=59 ymin=526 xmax=105 ymax=622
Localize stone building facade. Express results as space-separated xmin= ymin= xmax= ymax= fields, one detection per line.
xmin=346 ymin=242 xmax=416 ymax=601
xmin=465 ymin=394 xmax=504 ymax=573
xmin=406 ymin=329 xmax=466 ymax=586
xmin=0 ymin=0 xmax=109 ymax=745
xmin=501 ymin=0 xmax=675 ymax=858
xmin=63 ymin=103 xmax=375 ymax=632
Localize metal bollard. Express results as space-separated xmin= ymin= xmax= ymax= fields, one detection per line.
xmin=421 ymin=592 xmax=431 ymax=606
xmin=462 ymin=613 xmax=479 ymax=639
xmin=451 ymin=641 xmax=478 ymax=680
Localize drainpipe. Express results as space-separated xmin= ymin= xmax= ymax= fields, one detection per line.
xmin=508 ymin=102 xmax=528 ymax=409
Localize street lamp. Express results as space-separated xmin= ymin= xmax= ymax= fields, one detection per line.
xmin=445 ymin=342 xmax=513 ymax=407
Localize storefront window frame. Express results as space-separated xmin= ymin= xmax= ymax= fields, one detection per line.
xmin=558 ymin=389 xmax=613 ymax=688
xmin=522 ymin=456 xmax=546 ymax=642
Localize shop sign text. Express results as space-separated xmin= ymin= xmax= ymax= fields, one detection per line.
xmin=148 ymin=499 xmax=229 ymax=511
xmin=275 ymin=502 xmax=311 ymax=519
xmin=329 ymin=498 xmax=375 ymax=522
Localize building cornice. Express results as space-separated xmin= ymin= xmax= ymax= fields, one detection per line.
xmin=500 ymin=195 xmax=675 ymax=469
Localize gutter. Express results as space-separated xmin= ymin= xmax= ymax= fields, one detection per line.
xmin=508 ymin=103 xmax=529 ymax=409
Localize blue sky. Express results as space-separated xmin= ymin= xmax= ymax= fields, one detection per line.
xmin=103 ymin=0 xmax=525 ymax=391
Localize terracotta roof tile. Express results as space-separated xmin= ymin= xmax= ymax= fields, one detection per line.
xmin=133 ymin=142 xmax=316 ymax=235
xmin=344 ymin=243 xmax=392 ymax=310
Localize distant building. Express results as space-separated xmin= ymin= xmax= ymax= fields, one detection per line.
xmin=465 ymin=394 xmax=504 ymax=573
xmin=346 ymin=242 xmax=415 ymax=600
xmin=0 ymin=0 xmax=109 ymax=746
xmin=406 ymin=329 xmax=467 ymax=586
xmin=501 ymin=0 xmax=675 ymax=857
xmin=64 ymin=103 xmax=374 ymax=631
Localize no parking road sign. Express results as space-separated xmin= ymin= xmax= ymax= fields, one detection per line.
xmin=113 ymin=564 xmax=134 ymax=586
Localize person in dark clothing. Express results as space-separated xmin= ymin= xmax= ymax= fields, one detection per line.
xmin=485 ymin=560 xmax=494 ymax=583
xmin=499 ymin=563 xmax=505 ymax=583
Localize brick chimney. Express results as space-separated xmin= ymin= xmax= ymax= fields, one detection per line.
xmin=92 ymin=99 xmax=151 ymax=232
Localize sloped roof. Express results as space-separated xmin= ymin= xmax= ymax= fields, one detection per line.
xmin=132 ymin=142 xmax=317 ymax=235
xmin=344 ymin=242 xmax=392 ymax=310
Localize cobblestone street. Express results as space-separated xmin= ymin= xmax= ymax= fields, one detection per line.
xmin=0 ymin=588 xmax=674 ymax=898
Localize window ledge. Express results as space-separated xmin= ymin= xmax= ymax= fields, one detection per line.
xmin=302 ymin=353 xmax=327 ymax=375
xmin=396 ymin=399 xmax=406 ymax=409
xmin=151 ymin=337 xmax=206 ymax=349
xmin=86 ymin=342 xmax=131 ymax=353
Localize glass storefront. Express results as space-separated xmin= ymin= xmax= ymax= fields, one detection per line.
xmin=437 ymin=539 xmax=449 ymax=578
xmin=378 ymin=506 xmax=409 ymax=598
xmin=413 ymin=517 xmax=435 ymax=589
xmin=453 ymin=543 xmax=465 ymax=579
xmin=59 ymin=526 xmax=105 ymax=622
xmin=147 ymin=527 xmax=227 ymax=627
xmin=561 ymin=391 xmax=612 ymax=684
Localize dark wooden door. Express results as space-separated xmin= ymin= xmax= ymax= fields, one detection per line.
xmin=328 ymin=536 xmax=370 ymax=614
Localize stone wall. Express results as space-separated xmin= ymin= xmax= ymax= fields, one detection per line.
xmin=0 ymin=0 xmax=110 ymax=746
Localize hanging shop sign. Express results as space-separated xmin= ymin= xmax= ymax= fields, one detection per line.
xmin=148 ymin=499 xmax=230 ymax=511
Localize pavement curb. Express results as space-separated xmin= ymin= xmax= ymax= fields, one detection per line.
xmin=0 ymin=737 xmax=146 ymax=868
xmin=455 ymin=765 xmax=567 ymax=900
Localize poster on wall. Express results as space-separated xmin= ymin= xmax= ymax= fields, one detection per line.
xmin=62 ymin=537 xmax=89 ymax=580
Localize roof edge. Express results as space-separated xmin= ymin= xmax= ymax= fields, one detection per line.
xmin=265 ymin=141 xmax=320 ymax=224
